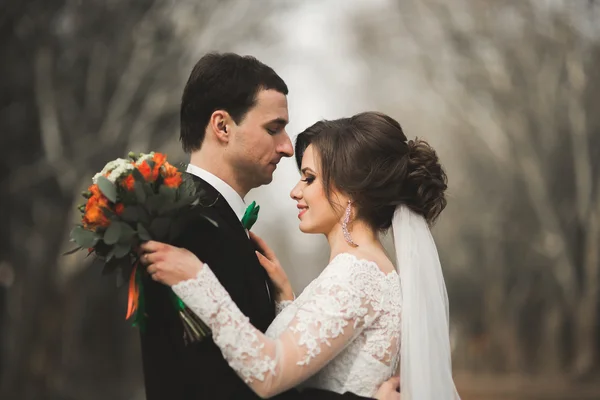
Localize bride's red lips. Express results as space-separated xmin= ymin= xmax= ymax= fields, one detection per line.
xmin=297 ymin=204 xmax=308 ymax=219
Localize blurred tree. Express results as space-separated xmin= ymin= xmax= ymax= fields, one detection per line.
xmin=0 ymin=0 xmax=283 ymax=398
xmin=350 ymin=0 xmax=600 ymax=376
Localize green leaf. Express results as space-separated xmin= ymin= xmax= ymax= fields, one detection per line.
xmin=146 ymin=193 xmax=166 ymax=214
xmin=134 ymin=182 xmax=146 ymax=203
xmin=137 ymin=223 xmax=152 ymax=241
xmin=118 ymin=222 xmax=137 ymax=244
xmin=132 ymin=167 xmax=145 ymax=182
xmin=71 ymin=226 xmax=99 ymax=248
xmin=97 ymin=176 xmax=117 ymax=203
xmin=104 ymin=222 xmax=122 ymax=245
xmin=105 ymin=247 xmax=115 ymax=262
xmin=150 ymin=217 xmax=171 ymax=240
xmin=143 ymin=182 xmax=154 ymax=197
xmin=159 ymin=185 xmax=176 ymax=204
xmin=120 ymin=207 xmax=140 ymax=222
xmin=113 ymin=243 xmax=131 ymax=258
xmin=62 ymin=246 xmax=82 ymax=256
xmin=182 ymin=176 xmax=196 ymax=197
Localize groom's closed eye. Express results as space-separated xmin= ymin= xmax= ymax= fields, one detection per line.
xmin=264 ymin=118 xmax=288 ymax=135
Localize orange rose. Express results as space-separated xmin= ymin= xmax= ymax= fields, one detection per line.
xmin=137 ymin=161 xmax=152 ymax=181
xmin=163 ymin=174 xmax=183 ymax=188
xmin=88 ymin=184 xmax=101 ymax=197
xmin=115 ymin=203 xmax=125 ymax=215
xmin=83 ymin=203 xmax=110 ymax=228
xmin=161 ymin=162 xmax=179 ymax=178
xmin=152 ymin=153 xmax=167 ymax=180
xmin=121 ymin=174 xmax=135 ymax=191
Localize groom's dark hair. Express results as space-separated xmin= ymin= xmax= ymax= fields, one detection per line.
xmin=180 ymin=52 xmax=288 ymax=152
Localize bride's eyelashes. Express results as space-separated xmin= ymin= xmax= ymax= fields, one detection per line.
xmin=301 ymin=176 xmax=315 ymax=184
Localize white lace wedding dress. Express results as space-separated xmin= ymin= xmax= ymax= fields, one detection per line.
xmin=173 ymin=252 xmax=402 ymax=398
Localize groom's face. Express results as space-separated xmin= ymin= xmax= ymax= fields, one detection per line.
xmin=228 ymin=89 xmax=293 ymax=190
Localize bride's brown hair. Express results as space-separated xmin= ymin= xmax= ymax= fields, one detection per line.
xmin=295 ymin=112 xmax=447 ymax=229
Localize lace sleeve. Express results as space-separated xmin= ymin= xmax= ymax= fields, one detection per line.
xmin=275 ymin=299 xmax=293 ymax=315
xmin=172 ymin=262 xmax=382 ymax=398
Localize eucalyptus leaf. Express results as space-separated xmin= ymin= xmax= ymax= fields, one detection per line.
xmin=181 ymin=177 xmax=196 ymax=197
xmin=137 ymin=223 xmax=152 ymax=241
xmin=62 ymin=246 xmax=82 ymax=256
xmin=113 ymin=243 xmax=131 ymax=258
xmin=105 ymin=247 xmax=115 ymax=262
xmin=146 ymin=193 xmax=166 ymax=214
xmin=71 ymin=226 xmax=99 ymax=248
xmin=159 ymin=185 xmax=176 ymax=204
xmin=150 ymin=217 xmax=171 ymax=240
xmin=104 ymin=222 xmax=122 ymax=245
xmin=97 ymin=176 xmax=117 ymax=203
xmin=143 ymin=182 xmax=154 ymax=197
xmin=132 ymin=168 xmax=145 ymax=183
xmin=134 ymin=182 xmax=146 ymax=203
xmin=120 ymin=207 xmax=140 ymax=222
xmin=118 ymin=222 xmax=137 ymax=244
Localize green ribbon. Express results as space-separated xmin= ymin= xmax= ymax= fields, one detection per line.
xmin=241 ymin=201 xmax=260 ymax=230
xmin=170 ymin=291 xmax=186 ymax=312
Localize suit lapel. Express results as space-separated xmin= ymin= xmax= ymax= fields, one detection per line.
xmin=189 ymin=174 xmax=274 ymax=308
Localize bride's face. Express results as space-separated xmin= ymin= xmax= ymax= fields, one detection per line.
xmin=290 ymin=145 xmax=343 ymax=235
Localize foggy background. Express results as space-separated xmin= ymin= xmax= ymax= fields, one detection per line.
xmin=2 ymin=0 xmax=599 ymax=399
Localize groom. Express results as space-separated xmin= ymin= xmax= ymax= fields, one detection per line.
xmin=139 ymin=53 xmax=399 ymax=399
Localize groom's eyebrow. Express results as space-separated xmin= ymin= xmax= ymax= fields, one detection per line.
xmin=265 ymin=117 xmax=288 ymax=127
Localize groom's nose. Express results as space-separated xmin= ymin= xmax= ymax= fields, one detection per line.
xmin=276 ymin=132 xmax=294 ymax=158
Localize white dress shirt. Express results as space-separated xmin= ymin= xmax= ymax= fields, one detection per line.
xmin=186 ymin=164 xmax=246 ymax=222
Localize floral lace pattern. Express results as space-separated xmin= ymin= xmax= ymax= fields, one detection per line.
xmin=173 ymin=253 xmax=401 ymax=398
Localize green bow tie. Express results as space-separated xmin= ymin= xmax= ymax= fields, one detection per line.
xmin=241 ymin=201 xmax=260 ymax=230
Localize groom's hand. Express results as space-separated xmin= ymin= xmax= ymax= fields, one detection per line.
xmin=374 ymin=376 xmax=400 ymax=400
xmin=140 ymin=241 xmax=204 ymax=286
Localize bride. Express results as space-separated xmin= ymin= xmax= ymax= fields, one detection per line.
xmin=141 ymin=111 xmax=461 ymax=399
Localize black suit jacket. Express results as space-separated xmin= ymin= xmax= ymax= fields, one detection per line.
xmin=140 ymin=175 xmax=371 ymax=399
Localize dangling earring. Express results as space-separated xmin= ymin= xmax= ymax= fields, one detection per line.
xmin=342 ymin=200 xmax=358 ymax=247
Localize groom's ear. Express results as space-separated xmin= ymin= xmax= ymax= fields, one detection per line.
xmin=209 ymin=110 xmax=230 ymax=144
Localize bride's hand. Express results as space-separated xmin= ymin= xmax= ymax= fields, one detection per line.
xmin=250 ymin=231 xmax=294 ymax=302
xmin=140 ymin=241 xmax=204 ymax=286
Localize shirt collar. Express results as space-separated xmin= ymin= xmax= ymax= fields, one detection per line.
xmin=186 ymin=164 xmax=246 ymax=222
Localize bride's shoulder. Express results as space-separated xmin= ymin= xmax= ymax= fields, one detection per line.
xmin=323 ymin=252 xmax=397 ymax=289
xmin=328 ymin=252 xmax=396 ymax=276
xmin=317 ymin=253 xmax=397 ymax=302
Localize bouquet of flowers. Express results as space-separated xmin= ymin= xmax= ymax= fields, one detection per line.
xmin=66 ymin=151 xmax=215 ymax=343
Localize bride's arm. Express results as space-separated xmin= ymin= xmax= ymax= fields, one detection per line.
xmin=172 ymin=263 xmax=378 ymax=398
xmin=140 ymin=241 xmax=380 ymax=398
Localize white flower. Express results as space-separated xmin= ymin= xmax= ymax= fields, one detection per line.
xmin=92 ymin=158 xmax=132 ymax=184
xmin=107 ymin=163 xmax=134 ymax=183
xmin=135 ymin=152 xmax=155 ymax=166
